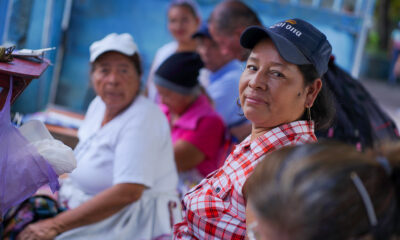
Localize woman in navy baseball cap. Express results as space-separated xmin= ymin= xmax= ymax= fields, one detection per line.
xmin=174 ymin=18 xmax=335 ymax=239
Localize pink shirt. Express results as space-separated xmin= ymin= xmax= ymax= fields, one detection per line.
xmin=161 ymin=94 xmax=225 ymax=177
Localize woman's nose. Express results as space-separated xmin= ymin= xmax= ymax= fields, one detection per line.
xmin=105 ymin=70 xmax=119 ymax=85
xmin=248 ymin=73 xmax=267 ymax=90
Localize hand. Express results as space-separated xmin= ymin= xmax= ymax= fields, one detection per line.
xmin=17 ymin=218 xmax=61 ymax=240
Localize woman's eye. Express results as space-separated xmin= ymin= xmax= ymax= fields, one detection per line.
xmin=247 ymin=65 xmax=257 ymax=71
xmin=99 ymin=68 xmax=109 ymax=74
xmin=119 ymin=68 xmax=128 ymax=74
xmin=271 ymin=71 xmax=284 ymax=78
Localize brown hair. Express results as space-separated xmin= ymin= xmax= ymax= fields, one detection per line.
xmin=168 ymin=0 xmax=200 ymax=19
xmin=298 ymin=64 xmax=335 ymax=130
xmin=245 ymin=141 xmax=400 ymax=240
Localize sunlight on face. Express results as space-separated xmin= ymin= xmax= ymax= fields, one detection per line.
xmin=238 ymin=38 xmax=307 ymax=130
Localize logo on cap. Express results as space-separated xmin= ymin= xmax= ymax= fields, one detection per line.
xmin=285 ymin=20 xmax=297 ymax=25
xmin=269 ymin=20 xmax=303 ymax=37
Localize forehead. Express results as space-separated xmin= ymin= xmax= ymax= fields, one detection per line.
xmin=250 ymin=38 xmax=285 ymax=63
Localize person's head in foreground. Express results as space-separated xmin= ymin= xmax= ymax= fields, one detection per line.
xmin=239 ymin=18 xmax=334 ymax=139
xmin=245 ymin=141 xmax=400 ymax=240
xmin=90 ymin=33 xmax=142 ymax=124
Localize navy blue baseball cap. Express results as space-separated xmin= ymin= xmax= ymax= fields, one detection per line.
xmin=192 ymin=21 xmax=212 ymax=39
xmin=240 ymin=18 xmax=332 ymax=77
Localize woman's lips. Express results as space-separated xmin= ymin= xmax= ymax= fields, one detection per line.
xmin=105 ymin=92 xmax=122 ymax=99
xmin=174 ymin=30 xmax=186 ymax=36
xmin=245 ymin=96 xmax=266 ymax=105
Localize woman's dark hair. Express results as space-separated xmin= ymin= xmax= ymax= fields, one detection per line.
xmin=298 ymin=64 xmax=335 ymax=130
xmin=168 ymin=0 xmax=200 ymax=19
xmin=244 ymin=141 xmax=400 ymax=240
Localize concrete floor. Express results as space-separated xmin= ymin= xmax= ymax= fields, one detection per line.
xmin=360 ymin=79 xmax=400 ymax=129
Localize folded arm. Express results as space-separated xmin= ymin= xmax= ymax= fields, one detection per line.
xmin=17 ymin=183 xmax=145 ymax=240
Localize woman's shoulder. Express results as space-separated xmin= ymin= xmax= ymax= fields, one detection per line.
xmin=124 ymin=95 xmax=168 ymax=125
xmin=154 ymin=41 xmax=178 ymax=60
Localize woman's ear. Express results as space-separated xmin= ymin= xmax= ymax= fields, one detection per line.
xmin=305 ymin=78 xmax=322 ymax=108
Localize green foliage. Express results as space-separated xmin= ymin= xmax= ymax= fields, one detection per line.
xmin=366 ymin=0 xmax=400 ymax=53
xmin=389 ymin=0 xmax=400 ymax=25
xmin=366 ymin=30 xmax=387 ymax=55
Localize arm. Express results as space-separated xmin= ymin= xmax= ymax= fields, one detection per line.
xmin=174 ymin=115 xmax=225 ymax=173
xmin=17 ymin=183 xmax=145 ymax=239
xmin=174 ymin=139 xmax=205 ymax=172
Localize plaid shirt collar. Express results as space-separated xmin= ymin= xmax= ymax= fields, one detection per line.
xmin=233 ymin=120 xmax=315 ymax=159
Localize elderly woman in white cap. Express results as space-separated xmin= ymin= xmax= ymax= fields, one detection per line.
xmin=17 ymin=33 xmax=180 ymax=240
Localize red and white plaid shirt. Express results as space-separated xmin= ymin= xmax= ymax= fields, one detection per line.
xmin=173 ymin=121 xmax=317 ymax=240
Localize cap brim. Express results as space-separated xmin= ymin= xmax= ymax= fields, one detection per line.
xmin=192 ymin=32 xmax=211 ymax=39
xmin=90 ymin=47 xmax=135 ymax=63
xmin=240 ymin=26 xmax=311 ymax=65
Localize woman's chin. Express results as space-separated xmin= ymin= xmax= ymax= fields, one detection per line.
xmin=243 ymin=110 xmax=267 ymax=124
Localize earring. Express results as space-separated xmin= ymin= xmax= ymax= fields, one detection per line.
xmin=236 ymin=97 xmax=245 ymax=117
xmin=236 ymin=97 xmax=241 ymax=107
xmin=307 ymin=107 xmax=312 ymax=123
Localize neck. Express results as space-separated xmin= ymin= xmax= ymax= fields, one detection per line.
xmin=172 ymin=94 xmax=198 ymax=118
xmin=211 ymin=59 xmax=233 ymax=73
xmin=102 ymin=102 xmax=133 ymax=126
xmin=250 ymin=125 xmax=272 ymax=141
xmin=177 ymin=40 xmax=197 ymax=52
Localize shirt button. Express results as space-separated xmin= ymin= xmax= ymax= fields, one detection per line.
xmin=215 ymin=187 xmax=221 ymax=193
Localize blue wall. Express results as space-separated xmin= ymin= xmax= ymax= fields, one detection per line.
xmin=5 ymin=0 xmax=66 ymax=113
xmin=2 ymin=0 xmax=368 ymax=113
xmin=0 ymin=0 xmax=9 ymax=41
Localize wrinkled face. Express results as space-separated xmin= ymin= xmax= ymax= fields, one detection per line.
xmin=196 ymin=37 xmax=232 ymax=72
xmin=92 ymin=51 xmax=140 ymax=114
xmin=156 ymin=85 xmax=191 ymax=115
xmin=209 ymin=23 xmax=248 ymax=61
xmin=239 ymin=38 xmax=309 ymax=130
xmin=168 ymin=6 xmax=199 ymax=43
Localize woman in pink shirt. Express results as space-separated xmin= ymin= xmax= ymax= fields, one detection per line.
xmin=154 ymin=52 xmax=226 ymax=195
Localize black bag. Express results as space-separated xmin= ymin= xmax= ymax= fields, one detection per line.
xmin=316 ymin=58 xmax=400 ymax=150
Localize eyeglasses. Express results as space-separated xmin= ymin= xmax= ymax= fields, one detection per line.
xmin=247 ymin=221 xmax=260 ymax=240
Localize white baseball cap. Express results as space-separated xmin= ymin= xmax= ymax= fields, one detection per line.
xmin=89 ymin=33 xmax=138 ymax=63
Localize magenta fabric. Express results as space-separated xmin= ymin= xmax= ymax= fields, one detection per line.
xmin=160 ymin=94 xmax=225 ymax=177
xmin=0 ymin=77 xmax=59 ymax=218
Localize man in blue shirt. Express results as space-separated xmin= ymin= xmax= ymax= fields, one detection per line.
xmin=193 ymin=22 xmax=250 ymax=142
